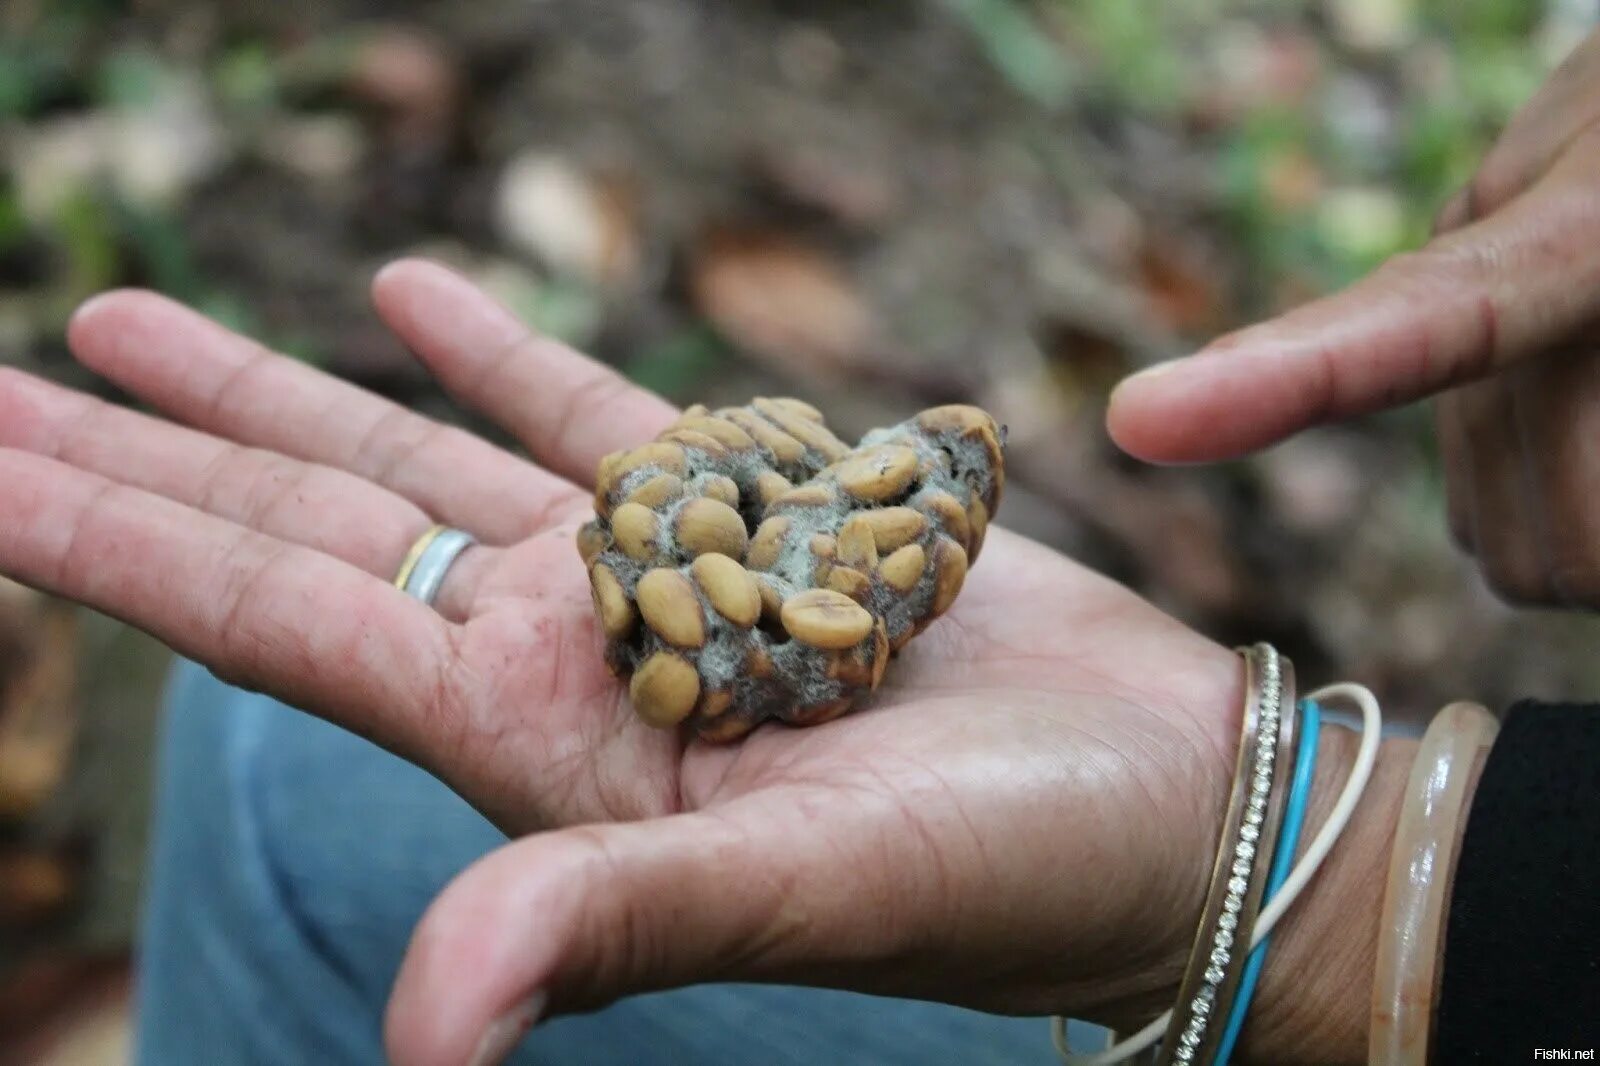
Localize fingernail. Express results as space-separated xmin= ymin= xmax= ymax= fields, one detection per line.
xmin=67 ymin=291 xmax=120 ymax=330
xmin=1120 ymin=358 xmax=1185 ymax=386
xmin=468 ymin=991 xmax=546 ymax=1066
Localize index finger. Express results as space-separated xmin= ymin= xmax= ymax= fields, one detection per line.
xmin=371 ymin=259 xmax=679 ymax=486
xmin=1107 ymin=126 xmax=1600 ymax=463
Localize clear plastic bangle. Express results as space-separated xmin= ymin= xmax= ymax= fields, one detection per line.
xmin=1368 ymin=701 xmax=1497 ymax=1065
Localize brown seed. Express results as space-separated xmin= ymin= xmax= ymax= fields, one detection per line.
xmin=696 ymin=711 xmax=757 ymax=743
xmin=636 ymin=569 xmax=706 ymax=647
xmin=787 ymin=697 xmax=853 ymax=726
xmin=676 ymin=498 xmax=748 ymax=558
xmin=916 ymin=404 xmax=993 ymax=435
xmin=878 ymin=543 xmax=926 ymax=592
xmin=834 ymin=445 xmax=918 ymax=502
xmin=762 ymin=396 xmax=824 ymax=422
xmin=836 ymin=516 xmax=879 ymax=568
xmin=611 ymin=502 xmax=661 ymax=561
xmin=968 ymin=497 xmax=990 ymax=561
xmin=775 ymin=484 xmax=836 ymax=508
xmin=594 ymin=449 xmax=626 ymax=511
xmin=857 ymin=507 xmax=926 ymax=552
xmin=626 ymin=473 xmax=684 ymax=509
xmin=923 ymin=492 xmax=971 ymax=550
xmin=755 ymin=577 xmax=784 ymax=622
xmin=724 ymin=409 xmax=806 ymax=465
xmin=697 ymin=688 xmax=735 ymax=720
xmin=576 ymin=522 xmax=610 ymax=565
xmin=755 ymin=400 xmax=850 ymax=460
xmin=702 ymin=475 xmax=741 ymax=509
xmin=618 ymin=441 xmax=688 ymax=479
xmin=930 ymin=537 xmax=968 ymax=616
xmin=870 ymin=618 xmax=890 ymax=690
xmin=675 ymin=403 xmax=710 ymax=422
xmin=692 ymin=553 xmax=761 ymax=626
xmin=589 ymin=563 xmax=635 ymax=639
xmin=974 ymin=426 xmax=1005 ymax=509
xmin=661 ymin=428 xmax=728 ymax=456
xmin=676 ymin=416 xmax=756 ymax=450
xmin=781 ymin=589 xmax=875 ymax=649
xmin=827 ymin=566 xmax=870 ymax=600
xmin=974 ymin=423 xmax=1004 ymax=473
xmin=630 ymin=651 xmax=701 ymax=727
xmin=745 ymin=644 xmax=776 ymax=679
xmin=827 ymin=650 xmax=873 ymax=686
xmin=747 ymin=516 xmax=791 ymax=570
xmin=809 ymin=535 xmax=836 ymax=585
xmin=756 ymin=471 xmax=792 ymax=507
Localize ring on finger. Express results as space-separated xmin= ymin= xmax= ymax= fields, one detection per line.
xmin=395 ymin=525 xmax=478 ymax=608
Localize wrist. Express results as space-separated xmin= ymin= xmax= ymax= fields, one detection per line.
xmin=1239 ymin=729 xmax=1416 ymax=1065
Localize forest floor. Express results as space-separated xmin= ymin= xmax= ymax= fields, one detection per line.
xmin=2 ymin=1 xmax=1597 ymax=1060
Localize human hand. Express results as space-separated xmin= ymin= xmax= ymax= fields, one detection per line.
xmin=1108 ymin=30 xmax=1600 ymax=607
xmin=2 ymin=261 xmax=1389 ymax=1064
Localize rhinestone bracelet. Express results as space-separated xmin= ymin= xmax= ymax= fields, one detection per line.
xmin=1055 ymin=671 xmax=1385 ymax=1066
xmin=1155 ymin=643 xmax=1298 ymax=1066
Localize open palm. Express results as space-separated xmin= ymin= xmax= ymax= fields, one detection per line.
xmin=0 ymin=261 xmax=1242 ymax=1064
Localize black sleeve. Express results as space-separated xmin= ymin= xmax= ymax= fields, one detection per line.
xmin=1433 ymin=701 xmax=1600 ymax=1063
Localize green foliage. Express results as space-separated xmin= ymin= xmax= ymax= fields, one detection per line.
xmin=623 ymin=326 xmax=732 ymax=398
xmin=939 ymin=0 xmax=1561 ymax=316
xmin=213 ymin=43 xmax=279 ymax=112
xmin=939 ymin=0 xmax=1074 ymax=107
xmin=95 ymin=47 xmax=168 ymax=107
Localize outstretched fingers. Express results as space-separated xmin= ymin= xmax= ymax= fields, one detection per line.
xmin=0 ymin=368 xmax=495 ymax=620
xmin=371 ymin=259 xmax=678 ymax=487
xmin=0 ymin=447 xmax=459 ymax=762
xmin=1107 ymin=126 xmax=1600 ymax=462
xmin=67 ymin=290 xmax=585 ymax=543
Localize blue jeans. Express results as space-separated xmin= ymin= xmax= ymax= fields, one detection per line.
xmin=137 ymin=660 xmax=1099 ymax=1064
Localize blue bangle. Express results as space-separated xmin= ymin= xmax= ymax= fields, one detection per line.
xmin=1212 ymin=698 xmax=1323 ymax=1065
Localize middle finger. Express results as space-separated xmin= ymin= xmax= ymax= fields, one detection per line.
xmin=67 ymin=290 xmax=585 ymax=543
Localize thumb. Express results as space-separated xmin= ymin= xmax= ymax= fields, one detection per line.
xmin=1107 ymin=127 xmax=1600 ymax=463
xmin=381 ymin=795 xmax=914 ymax=1066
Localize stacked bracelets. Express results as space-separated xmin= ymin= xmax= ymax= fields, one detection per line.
xmin=1054 ymin=643 xmax=1384 ymax=1066
xmin=1156 ymin=644 xmax=1297 ymax=1065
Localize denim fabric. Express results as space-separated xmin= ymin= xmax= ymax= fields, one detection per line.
xmin=136 ymin=659 xmax=1099 ymax=1064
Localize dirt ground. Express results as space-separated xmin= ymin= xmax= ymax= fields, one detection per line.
xmin=3 ymin=0 xmax=1599 ymax=1060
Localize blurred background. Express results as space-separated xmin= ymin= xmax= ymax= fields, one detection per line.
xmin=2 ymin=0 xmax=1599 ymax=1061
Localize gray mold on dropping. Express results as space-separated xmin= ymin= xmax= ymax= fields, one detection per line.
xmin=583 ymin=400 xmax=1004 ymax=740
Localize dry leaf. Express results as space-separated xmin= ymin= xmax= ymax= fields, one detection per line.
xmin=689 ymin=227 xmax=873 ymax=378
xmin=749 ymin=144 xmax=898 ymax=228
xmin=0 ymin=849 xmax=76 ymax=927
xmin=344 ymin=25 xmax=461 ymax=148
xmin=0 ymin=605 xmax=78 ymax=822
xmin=496 ymin=152 xmax=640 ymax=287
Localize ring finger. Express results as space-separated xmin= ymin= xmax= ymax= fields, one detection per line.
xmin=0 ymin=368 xmax=491 ymax=621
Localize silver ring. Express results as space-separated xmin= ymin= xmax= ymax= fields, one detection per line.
xmin=394 ymin=525 xmax=477 ymax=607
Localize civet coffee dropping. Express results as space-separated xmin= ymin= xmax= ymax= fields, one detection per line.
xmin=579 ymin=398 xmax=1003 ymax=741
